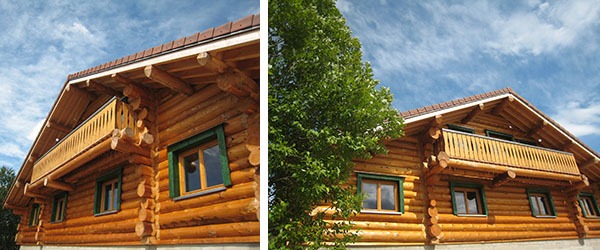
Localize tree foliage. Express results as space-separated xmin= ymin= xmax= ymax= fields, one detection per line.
xmin=268 ymin=0 xmax=405 ymax=248
xmin=0 ymin=166 xmax=19 ymax=250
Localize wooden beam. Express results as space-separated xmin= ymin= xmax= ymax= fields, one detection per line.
xmin=86 ymin=79 xmax=122 ymax=97
xmin=426 ymin=151 xmax=449 ymax=178
xmin=46 ymin=121 xmax=71 ymax=134
xmin=43 ymin=178 xmax=74 ymax=192
xmin=216 ymin=70 xmax=259 ymax=100
xmin=492 ymin=96 xmax=514 ymax=115
xmin=561 ymin=140 xmax=575 ymax=151
xmin=461 ymin=103 xmax=484 ymax=124
xmin=421 ymin=115 xmax=443 ymax=143
xmin=66 ymin=84 xmax=95 ymax=100
xmin=580 ymin=158 xmax=600 ymax=171
xmin=568 ymin=175 xmax=590 ymax=193
xmin=112 ymin=73 xmax=152 ymax=100
xmin=197 ymin=52 xmax=228 ymax=74
xmin=527 ymin=120 xmax=548 ymax=137
xmin=144 ymin=65 xmax=193 ymax=96
xmin=23 ymin=183 xmax=45 ymax=199
xmin=492 ymin=170 xmax=516 ymax=188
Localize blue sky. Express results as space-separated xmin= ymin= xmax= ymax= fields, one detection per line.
xmin=338 ymin=0 xmax=600 ymax=155
xmin=0 ymin=1 xmax=259 ymax=171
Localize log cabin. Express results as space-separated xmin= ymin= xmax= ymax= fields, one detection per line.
xmin=2 ymin=14 xmax=260 ymax=249
xmin=326 ymin=88 xmax=600 ymax=249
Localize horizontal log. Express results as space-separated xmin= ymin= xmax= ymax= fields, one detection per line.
xmin=447 ymin=158 xmax=582 ymax=182
xmin=441 ymin=230 xmax=576 ymax=243
xmin=357 ymin=229 xmax=425 ymax=243
xmin=438 ymin=213 xmax=572 ymax=224
xmin=159 ymin=221 xmax=259 ymax=240
xmin=156 ymin=235 xmax=259 ymax=245
xmin=159 ymin=198 xmax=258 ymax=228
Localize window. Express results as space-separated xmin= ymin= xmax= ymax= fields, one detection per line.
xmin=357 ymin=173 xmax=404 ymax=213
xmin=516 ymin=138 xmax=536 ymax=146
xmin=51 ymin=192 xmax=68 ymax=222
xmin=450 ymin=182 xmax=487 ymax=216
xmin=579 ymin=193 xmax=600 ymax=218
xmin=168 ymin=124 xmax=231 ymax=199
xmin=29 ymin=203 xmax=40 ymax=227
xmin=448 ymin=124 xmax=475 ymax=134
xmin=526 ymin=188 xmax=556 ymax=217
xmin=94 ymin=168 xmax=122 ymax=215
xmin=485 ymin=129 xmax=514 ymax=141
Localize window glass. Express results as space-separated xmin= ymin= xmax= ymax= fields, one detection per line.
xmin=380 ymin=183 xmax=395 ymax=210
xmin=204 ymin=145 xmax=223 ymax=187
xmin=529 ymin=196 xmax=539 ymax=215
xmin=183 ymin=153 xmax=201 ymax=192
xmin=466 ymin=191 xmax=479 ymax=214
xmin=362 ymin=182 xmax=377 ymax=209
xmin=579 ymin=194 xmax=600 ymax=217
xmin=454 ymin=191 xmax=466 ymax=214
xmin=537 ymin=196 xmax=548 ymax=215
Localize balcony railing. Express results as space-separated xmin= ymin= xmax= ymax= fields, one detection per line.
xmin=31 ymin=98 xmax=135 ymax=183
xmin=441 ymin=129 xmax=580 ymax=176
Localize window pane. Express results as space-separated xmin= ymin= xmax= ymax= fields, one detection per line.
xmin=104 ymin=183 xmax=112 ymax=211
xmin=530 ymin=196 xmax=539 ymax=215
xmin=362 ymin=182 xmax=377 ymax=209
xmin=380 ymin=184 xmax=396 ymax=211
xmin=204 ymin=145 xmax=224 ymax=187
xmin=466 ymin=191 xmax=479 ymax=214
xmin=537 ymin=196 xmax=548 ymax=215
xmin=584 ymin=198 xmax=596 ymax=216
xmin=183 ymin=153 xmax=201 ymax=192
xmin=454 ymin=191 xmax=467 ymax=214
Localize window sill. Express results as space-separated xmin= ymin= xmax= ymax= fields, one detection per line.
xmin=360 ymin=210 xmax=403 ymax=215
xmin=584 ymin=216 xmax=600 ymax=219
xmin=50 ymin=220 xmax=65 ymax=224
xmin=174 ymin=186 xmax=226 ymax=201
xmin=94 ymin=210 xmax=119 ymax=217
xmin=455 ymin=214 xmax=487 ymax=217
xmin=533 ymin=215 xmax=556 ymax=218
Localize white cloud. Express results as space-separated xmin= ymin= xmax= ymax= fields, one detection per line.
xmin=553 ymin=101 xmax=600 ymax=137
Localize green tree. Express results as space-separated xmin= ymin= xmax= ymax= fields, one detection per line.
xmin=0 ymin=166 xmax=19 ymax=250
xmin=269 ymin=0 xmax=405 ymax=248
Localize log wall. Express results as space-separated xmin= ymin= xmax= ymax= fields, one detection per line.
xmin=17 ymin=83 xmax=259 ymax=246
xmin=154 ymin=85 xmax=259 ymax=245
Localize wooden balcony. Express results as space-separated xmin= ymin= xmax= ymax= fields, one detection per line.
xmin=31 ymin=98 xmax=135 ymax=183
xmin=441 ymin=129 xmax=580 ymax=178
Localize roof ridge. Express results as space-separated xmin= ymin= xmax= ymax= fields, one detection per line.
xmin=67 ymin=13 xmax=260 ymax=81
xmin=400 ymin=87 xmax=512 ymax=118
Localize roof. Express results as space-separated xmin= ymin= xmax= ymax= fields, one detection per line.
xmin=67 ymin=14 xmax=259 ymax=81
xmin=399 ymin=87 xmax=600 ymax=181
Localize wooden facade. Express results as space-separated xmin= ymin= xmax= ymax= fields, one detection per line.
xmin=3 ymin=14 xmax=260 ymax=248
xmin=325 ymin=88 xmax=600 ymax=246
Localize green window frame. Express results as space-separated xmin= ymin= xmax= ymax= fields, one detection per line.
xmin=357 ymin=173 xmax=404 ymax=213
xmin=93 ymin=167 xmax=122 ymax=215
xmin=526 ymin=188 xmax=556 ymax=217
xmin=448 ymin=124 xmax=475 ymax=134
xmin=168 ymin=124 xmax=231 ymax=199
xmin=450 ymin=182 xmax=488 ymax=216
xmin=29 ymin=203 xmax=40 ymax=227
xmin=51 ymin=192 xmax=68 ymax=223
xmin=578 ymin=193 xmax=600 ymax=218
xmin=485 ymin=129 xmax=514 ymax=141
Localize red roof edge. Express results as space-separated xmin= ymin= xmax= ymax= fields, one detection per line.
xmin=67 ymin=13 xmax=260 ymax=81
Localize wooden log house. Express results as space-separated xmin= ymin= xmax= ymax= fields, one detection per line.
xmin=2 ymin=14 xmax=260 ymax=249
xmin=325 ymin=88 xmax=600 ymax=248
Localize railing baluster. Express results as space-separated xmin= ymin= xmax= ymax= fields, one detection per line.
xmin=440 ymin=129 xmax=579 ymax=176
